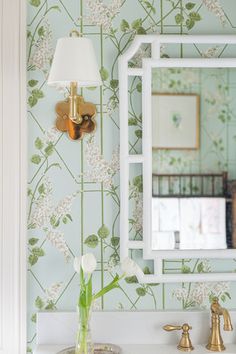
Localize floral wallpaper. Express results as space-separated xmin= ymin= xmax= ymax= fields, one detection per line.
xmin=27 ymin=0 xmax=236 ymax=352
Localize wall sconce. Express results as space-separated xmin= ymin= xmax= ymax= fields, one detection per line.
xmin=48 ymin=31 xmax=102 ymax=140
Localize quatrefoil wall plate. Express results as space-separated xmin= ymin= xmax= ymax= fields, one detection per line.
xmin=55 ymin=96 xmax=96 ymax=140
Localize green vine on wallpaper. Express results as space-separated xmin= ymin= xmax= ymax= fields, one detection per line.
xmin=27 ymin=0 xmax=236 ymax=352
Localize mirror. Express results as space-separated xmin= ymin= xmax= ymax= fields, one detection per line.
xmin=151 ymin=67 xmax=235 ymax=251
xmin=119 ymin=34 xmax=236 ymax=283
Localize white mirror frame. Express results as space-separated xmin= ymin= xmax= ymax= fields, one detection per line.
xmin=119 ymin=34 xmax=236 ymax=283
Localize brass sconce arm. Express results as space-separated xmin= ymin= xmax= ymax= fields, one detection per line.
xmin=69 ymin=82 xmax=82 ymax=124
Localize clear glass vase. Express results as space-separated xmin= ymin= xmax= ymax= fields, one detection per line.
xmin=75 ymin=305 xmax=94 ymax=354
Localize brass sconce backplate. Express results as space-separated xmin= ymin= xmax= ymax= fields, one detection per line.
xmin=55 ymin=96 xmax=96 ymax=140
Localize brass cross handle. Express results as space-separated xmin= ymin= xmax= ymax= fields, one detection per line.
xmin=163 ymin=323 xmax=194 ymax=352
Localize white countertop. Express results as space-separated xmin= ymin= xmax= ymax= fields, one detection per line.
xmin=33 ymin=343 xmax=236 ymax=354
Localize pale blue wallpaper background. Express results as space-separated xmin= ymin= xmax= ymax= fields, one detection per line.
xmin=27 ymin=0 xmax=236 ymax=352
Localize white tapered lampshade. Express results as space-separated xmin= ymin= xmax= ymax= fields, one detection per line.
xmin=48 ymin=37 xmax=102 ymax=88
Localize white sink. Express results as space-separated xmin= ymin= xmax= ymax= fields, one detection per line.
xmin=34 ymin=343 xmax=236 ymax=354
xmin=33 ymin=311 xmax=236 ymax=354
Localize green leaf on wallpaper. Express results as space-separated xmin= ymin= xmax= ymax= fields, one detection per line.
xmin=186 ymin=18 xmax=195 ymax=30
xmin=38 ymin=26 xmax=45 ymax=37
xmin=111 ymin=237 xmax=120 ymax=247
xmin=181 ymin=265 xmax=191 ymax=273
xmin=128 ymin=118 xmax=137 ymax=126
xmin=125 ymin=275 xmax=138 ymax=283
xmin=31 ymin=314 xmax=36 ymax=323
xmin=189 ymin=12 xmax=201 ymax=21
xmin=185 ymin=2 xmax=196 ymax=10
xmin=136 ymin=287 xmax=146 ymax=296
xmin=85 ymin=234 xmax=99 ymax=248
xmin=98 ymin=224 xmax=110 ymax=239
xmin=225 ymin=292 xmax=231 ymax=299
xmin=28 ymin=254 xmax=38 ymax=266
xmin=175 ymin=13 xmax=184 ymax=24
xmin=29 ymin=238 xmax=39 ymax=246
xmin=86 ymin=86 xmax=97 ymax=91
xmin=29 ymin=0 xmax=41 ymax=7
xmin=100 ymin=67 xmax=109 ymax=81
xmin=66 ymin=214 xmax=73 ymax=222
xmin=28 ymin=95 xmax=38 ymax=108
xmin=136 ymin=82 xmax=142 ymax=93
xmin=110 ymin=79 xmax=119 ymax=89
xmin=32 ymin=89 xmax=44 ymax=99
xmin=32 ymin=247 xmax=45 ymax=257
xmin=120 ymin=19 xmax=129 ymax=32
xmin=131 ymin=18 xmax=142 ymax=30
xmin=35 ymin=137 xmax=44 ymax=150
xmin=31 ymin=154 xmax=41 ymax=164
xmin=142 ymin=1 xmax=156 ymax=14
xmin=44 ymin=143 xmax=54 ymax=156
xmin=50 ymin=215 xmax=56 ymax=226
xmin=27 ymin=30 xmax=32 ymax=39
xmin=197 ymin=262 xmax=204 ymax=273
xmin=143 ymin=266 xmax=151 ymax=274
xmin=135 ymin=129 xmax=142 ymax=138
xmin=38 ymin=184 xmax=45 ymax=195
xmin=137 ymin=27 xmax=146 ymax=34
xmin=35 ymin=296 xmax=45 ymax=309
xmin=28 ymin=79 xmax=38 ymax=87
xmin=133 ymin=175 xmax=143 ymax=192
xmin=50 ymin=215 xmax=60 ymax=228
xmin=45 ymin=301 xmax=56 ymax=310
xmin=51 ymin=5 xmax=61 ymax=11
xmin=62 ymin=216 xmax=68 ymax=224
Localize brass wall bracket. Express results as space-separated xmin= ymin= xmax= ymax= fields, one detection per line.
xmin=55 ymin=95 xmax=97 ymax=140
xmin=163 ymin=323 xmax=194 ymax=352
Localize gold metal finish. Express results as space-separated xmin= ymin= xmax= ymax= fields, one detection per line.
xmin=69 ymin=30 xmax=82 ymax=37
xmin=206 ymin=297 xmax=233 ymax=352
xmin=163 ymin=323 xmax=194 ymax=352
xmin=55 ymin=95 xmax=97 ymax=140
xmin=69 ymin=82 xmax=82 ymax=124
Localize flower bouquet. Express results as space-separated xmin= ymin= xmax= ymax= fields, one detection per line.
xmin=73 ymin=253 xmax=142 ymax=354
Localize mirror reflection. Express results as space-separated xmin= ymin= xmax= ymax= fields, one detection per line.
xmin=151 ymin=68 xmax=236 ymax=251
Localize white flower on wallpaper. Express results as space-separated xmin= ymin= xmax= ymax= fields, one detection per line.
xmin=86 ymin=0 xmax=122 ymax=32
xmin=29 ymin=176 xmax=76 ymax=261
xmin=106 ymin=96 xmax=119 ymax=117
xmin=201 ymin=46 xmax=219 ymax=58
xmin=131 ymin=46 xmax=151 ymax=68
xmin=30 ymin=20 xmax=53 ymax=73
xmin=47 ymin=230 xmax=71 ymax=262
xmin=203 ymin=0 xmax=227 ymax=26
xmin=30 ymin=177 xmax=54 ymax=228
xmin=30 ymin=178 xmax=76 ymax=229
xmin=132 ymin=195 xmax=143 ymax=233
xmin=173 ymin=281 xmax=230 ymax=309
xmin=44 ymin=126 xmax=61 ymax=145
xmin=45 ymin=282 xmax=63 ymax=302
xmin=54 ymin=193 xmax=77 ymax=220
xmin=85 ymin=135 xmax=119 ymax=189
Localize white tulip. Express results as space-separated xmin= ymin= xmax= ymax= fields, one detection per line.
xmin=121 ymin=257 xmax=143 ymax=277
xmin=73 ymin=256 xmax=81 ymax=273
xmin=81 ymin=253 xmax=97 ymax=274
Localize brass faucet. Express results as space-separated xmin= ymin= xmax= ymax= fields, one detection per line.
xmin=163 ymin=323 xmax=194 ymax=352
xmin=206 ymin=297 xmax=233 ymax=352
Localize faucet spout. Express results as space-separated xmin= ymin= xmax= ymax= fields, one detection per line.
xmin=206 ymin=297 xmax=233 ymax=352
xmin=222 ymin=308 xmax=233 ymax=331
